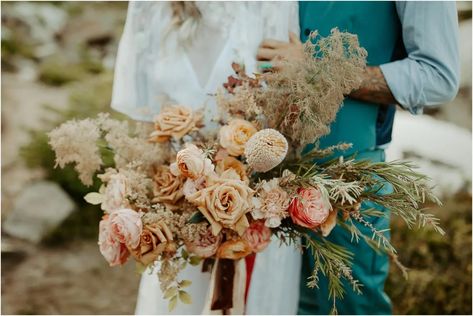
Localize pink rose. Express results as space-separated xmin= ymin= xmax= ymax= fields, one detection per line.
xmin=98 ymin=216 xmax=130 ymax=266
xmin=244 ymin=220 xmax=271 ymax=253
xmin=289 ymin=187 xmax=331 ymax=229
xmin=109 ymin=208 xmax=143 ymax=248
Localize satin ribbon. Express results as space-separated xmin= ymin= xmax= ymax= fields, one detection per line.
xmin=202 ymin=259 xmax=246 ymax=315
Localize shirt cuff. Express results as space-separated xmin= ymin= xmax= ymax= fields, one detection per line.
xmin=379 ymin=62 xmax=423 ymax=115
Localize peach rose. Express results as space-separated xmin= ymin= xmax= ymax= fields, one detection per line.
xmin=152 ymin=165 xmax=184 ymax=208
xmin=216 ymin=156 xmax=249 ymax=183
xmin=150 ymin=105 xmax=201 ymax=143
xmin=244 ymin=221 xmax=271 ymax=253
xmin=131 ymin=222 xmax=174 ymax=266
xmin=289 ymin=187 xmax=331 ymax=229
xmin=252 ymin=178 xmax=290 ymax=228
xmin=219 ymin=119 xmax=257 ymax=156
xmin=185 ymin=226 xmax=222 ymax=258
xmin=109 ymin=208 xmax=143 ymax=248
xmin=98 ymin=216 xmax=130 ymax=266
xmin=186 ymin=177 xmax=253 ymax=236
xmin=170 ymin=144 xmax=214 ymax=180
xmin=216 ymin=239 xmax=252 ymax=260
xmin=101 ymin=173 xmax=129 ymax=213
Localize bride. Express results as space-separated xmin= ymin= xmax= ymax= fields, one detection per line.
xmin=111 ymin=2 xmax=301 ymax=314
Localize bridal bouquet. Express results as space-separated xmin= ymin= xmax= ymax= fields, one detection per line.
xmin=48 ymin=29 xmax=443 ymax=314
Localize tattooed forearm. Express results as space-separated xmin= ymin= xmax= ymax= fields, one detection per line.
xmin=349 ymin=66 xmax=398 ymax=105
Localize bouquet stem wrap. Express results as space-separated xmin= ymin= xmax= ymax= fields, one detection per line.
xmin=203 ymin=259 xmax=246 ymax=315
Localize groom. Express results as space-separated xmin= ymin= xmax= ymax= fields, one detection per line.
xmin=257 ymin=1 xmax=460 ymax=314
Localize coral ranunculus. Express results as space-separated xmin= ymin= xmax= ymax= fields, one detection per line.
xmin=244 ymin=221 xmax=271 ymax=253
xmin=289 ymin=187 xmax=331 ymax=229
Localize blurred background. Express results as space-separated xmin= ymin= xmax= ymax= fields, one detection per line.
xmin=1 ymin=1 xmax=471 ymax=314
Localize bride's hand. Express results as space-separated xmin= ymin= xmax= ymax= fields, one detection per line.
xmin=256 ymin=32 xmax=304 ymax=72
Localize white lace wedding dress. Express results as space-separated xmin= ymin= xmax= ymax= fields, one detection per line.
xmin=111 ymin=2 xmax=301 ymax=314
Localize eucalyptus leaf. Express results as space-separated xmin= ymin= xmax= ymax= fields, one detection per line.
xmin=168 ymin=296 xmax=178 ymax=312
xmin=179 ymin=290 xmax=192 ymax=304
xmin=187 ymin=211 xmax=206 ymax=224
xmin=179 ymin=280 xmax=192 ymax=288
xmin=189 ymin=256 xmax=202 ymax=266
xmin=163 ymin=286 xmax=178 ymax=299
xmin=84 ymin=192 xmax=104 ymax=205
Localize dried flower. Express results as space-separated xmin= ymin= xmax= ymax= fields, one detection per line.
xmin=149 ymin=105 xmax=202 ymax=143
xmin=48 ymin=118 xmax=102 ymax=186
xmin=252 ymin=178 xmax=290 ymax=228
xmin=320 ymin=210 xmax=338 ymax=237
xmin=289 ymin=187 xmax=331 ymax=229
xmin=244 ymin=129 xmax=288 ymax=172
xmin=219 ymin=119 xmax=257 ymax=156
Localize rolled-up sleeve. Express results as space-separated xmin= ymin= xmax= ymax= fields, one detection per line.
xmin=379 ymin=1 xmax=460 ymax=114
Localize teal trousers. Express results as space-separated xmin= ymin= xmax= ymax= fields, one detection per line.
xmin=298 ymin=149 xmax=392 ymax=315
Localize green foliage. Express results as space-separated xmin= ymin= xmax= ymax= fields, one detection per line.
xmin=386 ymin=192 xmax=472 ymax=314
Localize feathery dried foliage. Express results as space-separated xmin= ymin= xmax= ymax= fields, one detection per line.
xmin=218 ymin=28 xmax=367 ymax=151
xmin=49 ymin=114 xmax=166 ymax=186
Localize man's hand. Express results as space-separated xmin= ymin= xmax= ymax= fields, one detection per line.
xmin=349 ymin=66 xmax=398 ymax=105
xmin=256 ymin=32 xmax=304 ymax=71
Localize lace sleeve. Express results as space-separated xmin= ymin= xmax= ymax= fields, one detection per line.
xmin=111 ymin=2 xmax=168 ymax=122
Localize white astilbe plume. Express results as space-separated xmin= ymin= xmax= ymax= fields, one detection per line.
xmin=48 ymin=118 xmax=102 ymax=186
xmin=96 ymin=113 xmax=166 ymax=170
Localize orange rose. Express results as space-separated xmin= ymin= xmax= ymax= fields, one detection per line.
xmin=150 ymin=105 xmax=202 ymax=143
xmin=219 ymin=119 xmax=257 ymax=156
xmin=130 ymin=222 xmax=174 ymax=266
xmin=186 ymin=176 xmax=253 ymax=236
xmin=152 ymin=165 xmax=184 ymax=209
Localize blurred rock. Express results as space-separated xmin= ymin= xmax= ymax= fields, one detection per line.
xmin=3 ymin=181 xmax=76 ymax=243
xmin=386 ymin=111 xmax=472 ymax=196
xmin=459 ymin=19 xmax=472 ymax=89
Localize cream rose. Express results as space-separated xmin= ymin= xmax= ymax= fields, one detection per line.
xmin=152 ymin=165 xmax=184 ymax=209
xmin=186 ymin=177 xmax=253 ymax=236
xmin=150 ymin=105 xmax=201 ymax=142
xmin=98 ymin=216 xmax=130 ymax=266
xmin=101 ymin=173 xmax=129 ymax=213
xmin=219 ymin=119 xmax=257 ymax=156
xmin=171 ymin=144 xmax=214 ymax=180
xmin=109 ymin=208 xmax=143 ymax=248
xmin=252 ymin=178 xmax=290 ymax=228
xmin=244 ymin=220 xmax=271 ymax=253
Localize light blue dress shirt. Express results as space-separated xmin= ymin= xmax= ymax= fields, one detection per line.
xmin=380 ymin=1 xmax=460 ymax=114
